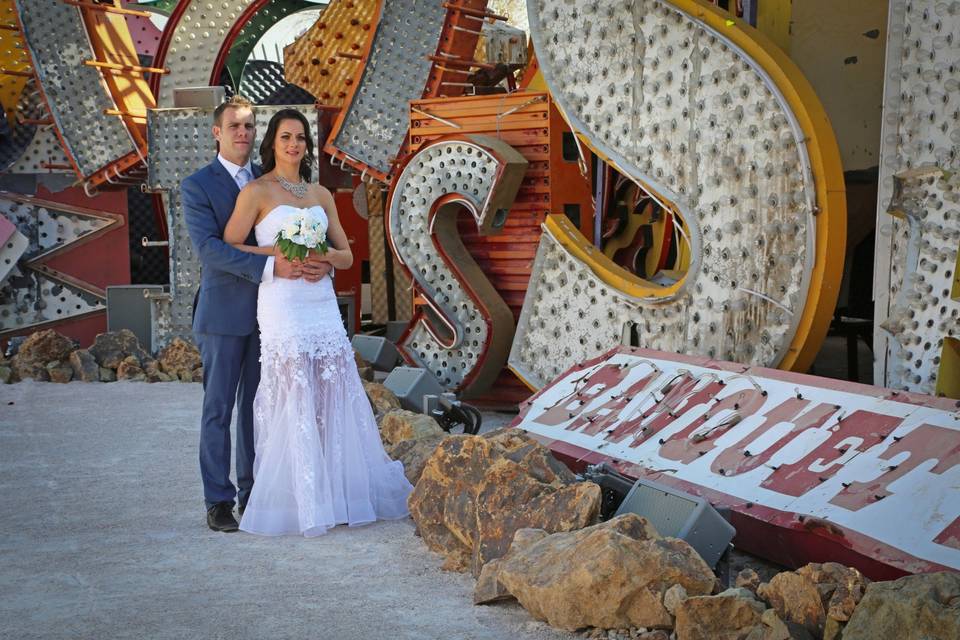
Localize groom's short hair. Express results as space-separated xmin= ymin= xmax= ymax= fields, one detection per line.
xmin=213 ymin=95 xmax=255 ymax=125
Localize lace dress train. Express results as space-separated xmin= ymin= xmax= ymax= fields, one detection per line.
xmin=239 ymin=205 xmax=412 ymax=537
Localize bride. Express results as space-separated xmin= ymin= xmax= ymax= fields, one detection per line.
xmin=223 ymin=108 xmax=413 ymax=536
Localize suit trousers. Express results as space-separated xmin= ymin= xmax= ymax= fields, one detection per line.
xmin=195 ymin=331 xmax=261 ymax=509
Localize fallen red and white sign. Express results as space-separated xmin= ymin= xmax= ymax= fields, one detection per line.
xmin=511 ymin=347 xmax=960 ymax=580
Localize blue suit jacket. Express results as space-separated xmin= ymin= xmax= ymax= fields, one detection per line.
xmin=182 ymin=160 xmax=267 ymax=336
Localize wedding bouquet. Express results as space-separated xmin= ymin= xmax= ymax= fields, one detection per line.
xmin=275 ymin=211 xmax=328 ymax=261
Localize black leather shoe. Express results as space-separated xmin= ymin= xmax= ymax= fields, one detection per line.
xmin=207 ymin=502 xmax=239 ymax=532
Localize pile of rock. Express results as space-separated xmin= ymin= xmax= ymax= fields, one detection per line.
xmin=1 ymin=329 xmax=202 ymax=383
xmin=384 ymin=407 xmax=960 ymax=640
xmin=470 ymin=514 xmax=960 ymax=640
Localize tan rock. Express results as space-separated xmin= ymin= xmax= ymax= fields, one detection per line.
xmin=158 ymin=337 xmax=200 ymax=379
xmin=353 ymin=349 xmax=369 ymax=369
xmin=408 ymin=432 xmax=600 ymax=575
xmin=386 ymin=434 xmax=449 ymax=485
xmin=675 ymin=591 xmax=765 ymax=640
xmin=99 ymin=366 xmax=116 ymax=382
xmin=795 ymin=562 xmax=869 ymax=622
xmin=143 ymin=358 xmax=160 ymax=376
xmin=735 ymin=568 xmax=762 ymax=594
xmin=664 ymin=583 xmax=688 ymax=616
xmin=89 ymin=329 xmax=149 ymax=369
xmin=474 ymin=528 xmax=548 ymax=604
xmin=841 ymin=572 xmax=960 ymax=640
xmin=822 ymin=617 xmax=842 ymax=640
xmin=757 ymin=570 xmax=825 ymax=636
xmin=13 ymin=330 xmax=75 ymax=379
xmin=636 ymin=632 xmax=669 ymax=640
xmin=354 ymin=349 xmax=374 ymax=380
xmin=379 ymin=409 xmax=445 ymax=447
xmin=46 ymin=360 xmax=73 ymax=383
xmin=357 ymin=364 xmax=374 ymax=381
xmin=760 ymin=608 xmax=791 ymax=640
xmin=69 ymin=349 xmax=99 ymax=382
xmin=364 ymin=381 xmax=401 ymax=416
xmin=495 ymin=515 xmax=715 ymax=631
xmin=0 ymin=365 xmax=11 ymax=384
xmin=116 ymin=355 xmax=145 ymax=381
xmin=191 ymin=367 xmax=203 ymax=383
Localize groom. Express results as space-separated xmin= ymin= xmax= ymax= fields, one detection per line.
xmin=182 ymin=95 xmax=330 ymax=532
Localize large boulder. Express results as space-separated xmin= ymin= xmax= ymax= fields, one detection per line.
xmin=757 ymin=562 xmax=869 ymax=638
xmin=89 ymin=329 xmax=149 ymax=369
xmin=841 ymin=572 xmax=960 ymax=640
xmin=12 ymin=330 xmax=75 ymax=379
xmin=488 ymin=514 xmax=716 ymax=631
xmin=474 ymin=528 xmax=548 ymax=604
xmin=379 ymin=409 xmax=445 ymax=447
xmin=386 ymin=434 xmax=450 ymax=485
xmin=69 ymin=349 xmax=100 ymax=382
xmin=157 ymin=337 xmax=201 ymax=380
xmin=363 ymin=381 xmax=401 ymax=417
xmin=408 ymin=430 xmax=601 ymax=574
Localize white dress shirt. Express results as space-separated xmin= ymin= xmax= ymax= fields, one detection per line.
xmin=218 ymin=154 xmax=274 ymax=283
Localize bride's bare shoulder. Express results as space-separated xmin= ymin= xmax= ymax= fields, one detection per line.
xmin=308 ymin=182 xmax=333 ymax=200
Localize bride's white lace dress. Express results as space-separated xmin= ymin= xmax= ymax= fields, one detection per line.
xmin=239 ymin=204 xmax=413 ymax=537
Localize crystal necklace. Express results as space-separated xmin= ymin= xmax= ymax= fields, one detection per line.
xmin=276 ymin=173 xmax=308 ymax=199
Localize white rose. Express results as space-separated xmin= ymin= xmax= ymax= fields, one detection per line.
xmin=281 ymin=218 xmax=301 ymax=241
xmin=300 ymin=228 xmax=319 ymax=248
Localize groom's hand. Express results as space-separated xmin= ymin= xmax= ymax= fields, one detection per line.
xmin=301 ymin=259 xmax=332 ymax=283
xmin=273 ymin=254 xmax=303 ymax=279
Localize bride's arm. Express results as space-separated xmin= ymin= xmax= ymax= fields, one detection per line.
xmin=224 ymin=184 xmax=274 ymax=256
xmin=313 ymin=186 xmax=353 ymax=270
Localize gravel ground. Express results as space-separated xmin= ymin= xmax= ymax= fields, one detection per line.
xmin=0 ymin=380 xmax=579 ymax=640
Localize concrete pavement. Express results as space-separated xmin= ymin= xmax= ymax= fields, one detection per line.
xmin=0 ymin=381 xmax=577 ymax=640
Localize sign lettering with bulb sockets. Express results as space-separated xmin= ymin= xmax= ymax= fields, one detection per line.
xmin=387 ymin=135 xmax=527 ymax=396
xmin=509 ymin=0 xmax=846 ymax=389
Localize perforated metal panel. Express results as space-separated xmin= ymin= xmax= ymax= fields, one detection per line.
xmin=874 ymin=0 xmax=960 ymax=392
xmin=0 ymin=264 xmax=104 ymax=334
xmin=0 ymin=83 xmax=41 ymax=173
xmin=225 ymin=0 xmax=314 ymax=88
xmin=146 ymin=104 xmax=320 ymax=344
xmin=6 ymin=125 xmax=72 ymax=175
xmin=511 ymin=0 xmax=845 ymax=384
xmin=283 ymin=0 xmax=378 ymax=109
xmin=15 ymin=0 xmax=136 ymax=177
xmin=0 ymin=194 xmax=118 ymax=334
xmin=154 ymin=0 xmax=257 ymax=108
xmin=328 ymin=0 xmax=447 ymax=179
xmin=881 ymin=167 xmax=960 ymax=394
xmin=238 ymin=60 xmax=316 ymax=106
xmin=0 ymin=194 xmax=120 ymax=262
xmin=0 ymin=216 xmax=27 ymax=283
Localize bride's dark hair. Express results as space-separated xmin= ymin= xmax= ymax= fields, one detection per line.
xmin=259 ymin=108 xmax=315 ymax=182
